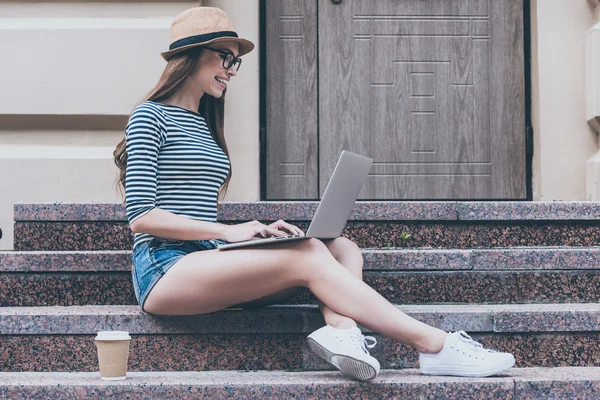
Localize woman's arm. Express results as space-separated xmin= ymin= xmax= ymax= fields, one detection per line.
xmin=130 ymin=208 xmax=227 ymax=240
xmin=131 ymin=209 xmax=294 ymax=242
xmin=124 ymin=105 xmax=165 ymax=229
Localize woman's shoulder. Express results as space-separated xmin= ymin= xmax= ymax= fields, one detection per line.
xmin=131 ymin=101 xmax=167 ymax=119
xmin=126 ymin=101 xmax=168 ymax=139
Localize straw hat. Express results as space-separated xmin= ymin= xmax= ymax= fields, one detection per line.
xmin=161 ymin=7 xmax=254 ymax=61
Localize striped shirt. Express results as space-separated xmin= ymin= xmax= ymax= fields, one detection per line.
xmin=125 ymin=101 xmax=230 ymax=249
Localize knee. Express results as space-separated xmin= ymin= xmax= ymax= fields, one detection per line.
xmin=297 ymin=238 xmax=332 ymax=258
xmin=333 ymin=236 xmax=361 ymax=253
xmin=290 ymin=238 xmax=336 ymax=280
xmin=328 ymin=237 xmax=363 ymax=267
xmin=295 ymin=237 xmax=364 ymax=279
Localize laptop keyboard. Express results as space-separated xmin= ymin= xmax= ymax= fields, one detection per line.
xmin=275 ymin=234 xmax=304 ymax=239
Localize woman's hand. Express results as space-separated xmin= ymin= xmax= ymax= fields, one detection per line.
xmin=222 ymin=220 xmax=292 ymax=243
xmin=267 ymin=219 xmax=304 ymax=235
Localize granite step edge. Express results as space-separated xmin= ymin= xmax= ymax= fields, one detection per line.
xmin=2 ymin=367 xmax=598 ymax=385
xmin=1 ymin=303 xmax=599 ymax=335
xmin=2 ymin=247 xmax=599 ymax=272
xmin=0 ymin=368 xmax=598 ymax=400
xmin=14 ymin=201 xmax=600 ymax=222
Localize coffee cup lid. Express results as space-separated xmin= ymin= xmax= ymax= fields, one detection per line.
xmin=95 ymin=331 xmax=131 ymax=341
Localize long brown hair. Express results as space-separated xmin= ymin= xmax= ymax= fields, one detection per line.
xmin=113 ymin=48 xmax=231 ymax=201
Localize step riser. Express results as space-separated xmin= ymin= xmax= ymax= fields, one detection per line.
xmin=3 ymin=271 xmax=600 ymax=306
xmin=0 ymin=387 xmax=513 ymax=400
xmin=0 ymin=384 xmax=516 ymax=400
xmin=0 ymin=274 xmax=135 ymax=306
xmin=14 ymin=221 xmax=600 ymax=251
xmin=2 ymin=333 xmax=598 ymax=372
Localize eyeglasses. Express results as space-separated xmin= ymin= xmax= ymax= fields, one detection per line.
xmin=203 ymin=46 xmax=242 ymax=71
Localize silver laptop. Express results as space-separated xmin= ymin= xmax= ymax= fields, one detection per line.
xmin=217 ymin=151 xmax=373 ymax=250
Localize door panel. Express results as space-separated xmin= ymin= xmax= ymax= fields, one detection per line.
xmin=265 ymin=0 xmax=318 ymax=199
xmin=318 ymin=0 xmax=525 ymax=199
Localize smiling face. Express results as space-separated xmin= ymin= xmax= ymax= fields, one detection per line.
xmin=189 ymin=41 xmax=241 ymax=99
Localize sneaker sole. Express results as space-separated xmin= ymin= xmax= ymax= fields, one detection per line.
xmin=307 ymin=338 xmax=377 ymax=382
xmin=420 ymin=357 xmax=516 ymax=378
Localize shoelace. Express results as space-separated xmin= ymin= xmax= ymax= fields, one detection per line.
xmin=457 ymin=330 xmax=497 ymax=353
xmin=349 ymin=330 xmax=377 ymax=355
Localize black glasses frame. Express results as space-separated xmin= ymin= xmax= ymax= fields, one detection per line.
xmin=203 ymin=46 xmax=242 ymax=71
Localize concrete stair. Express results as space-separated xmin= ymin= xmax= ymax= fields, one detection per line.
xmin=12 ymin=202 xmax=600 ymax=251
xmin=1 ymin=368 xmax=599 ymax=399
xmin=1 ymin=304 xmax=599 ymax=372
xmin=1 ymin=247 xmax=600 ymax=306
xmin=3 ymin=201 xmax=600 ymax=398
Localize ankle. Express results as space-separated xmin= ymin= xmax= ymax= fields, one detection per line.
xmin=415 ymin=331 xmax=448 ymax=354
xmin=326 ymin=317 xmax=358 ymax=330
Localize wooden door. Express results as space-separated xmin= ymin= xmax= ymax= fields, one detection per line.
xmin=266 ymin=0 xmax=526 ymax=200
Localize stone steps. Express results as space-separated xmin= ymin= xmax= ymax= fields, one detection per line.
xmin=12 ymin=202 xmax=600 ymax=251
xmin=5 ymin=201 xmax=600 ymax=392
xmin=3 ymin=269 xmax=600 ymax=306
xmin=1 ymin=368 xmax=599 ymax=399
xmin=1 ymin=304 xmax=599 ymax=372
xmin=0 ymin=247 xmax=600 ymax=306
xmin=1 ymin=248 xmax=598 ymax=306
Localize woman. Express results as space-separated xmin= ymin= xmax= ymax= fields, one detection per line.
xmin=113 ymin=7 xmax=515 ymax=382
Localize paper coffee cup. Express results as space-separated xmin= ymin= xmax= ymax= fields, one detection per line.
xmin=95 ymin=331 xmax=131 ymax=380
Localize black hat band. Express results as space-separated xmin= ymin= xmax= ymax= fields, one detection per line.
xmin=169 ymin=31 xmax=239 ymax=51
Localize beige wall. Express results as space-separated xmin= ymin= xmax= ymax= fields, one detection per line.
xmin=0 ymin=1 xmax=259 ymax=250
xmin=204 ymin=0 xmax=260 ymax=202
xmin=532 ymin=0 xmax=598 ymax=200
xmin=1 ymin=0 xmax=600 ymax=249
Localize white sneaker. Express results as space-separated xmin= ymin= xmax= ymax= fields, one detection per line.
xmin=419 ymin=331 xmax=515 ymax=377
xmin=307 ymin=325 xmax=381 ymax=381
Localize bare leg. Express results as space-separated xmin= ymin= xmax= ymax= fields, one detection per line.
xmin=318 ymin=237 xmax=362 ymax=329
xmin=232 ymin=286 xmax=304 ymax=309
xmin=144 ymin=238 xmax=446 ymax=353
xmin=235 ymin=237 xmax=361 ymax=328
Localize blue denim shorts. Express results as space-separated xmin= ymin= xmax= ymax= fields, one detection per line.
xmin=131 ymin=238 xmax=227 ymax=311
